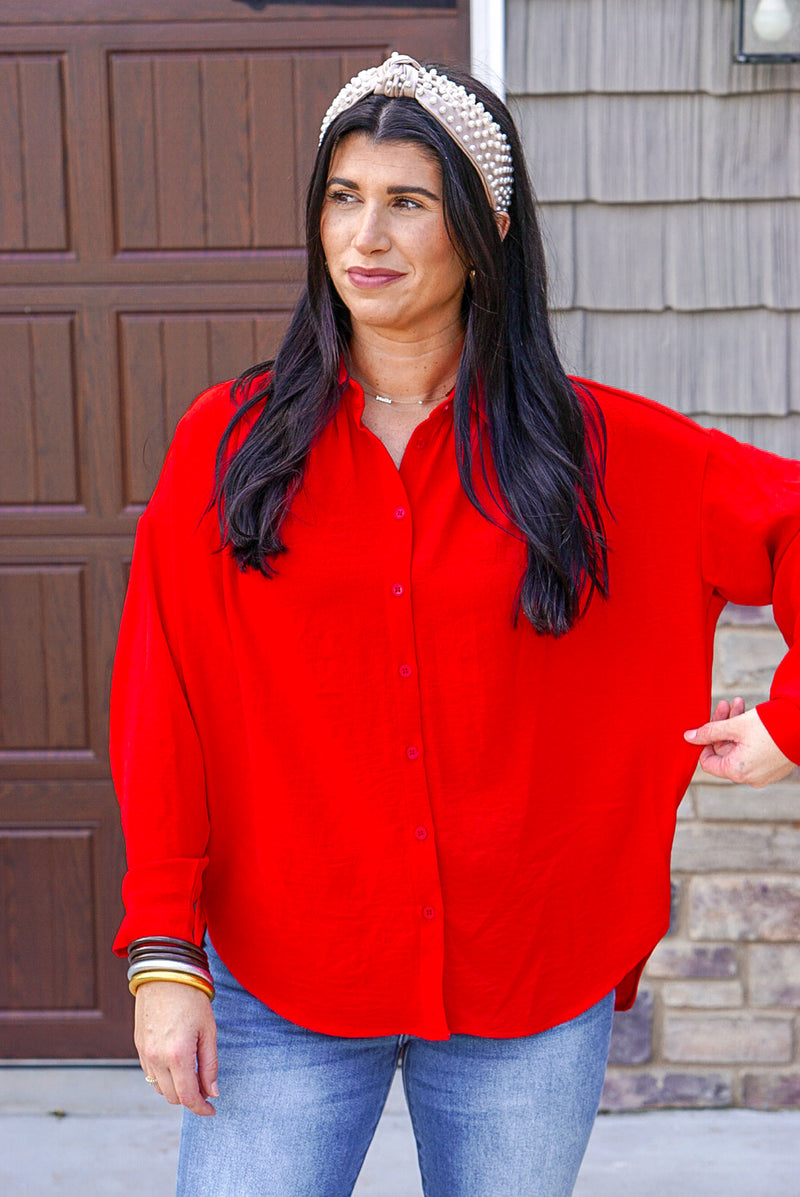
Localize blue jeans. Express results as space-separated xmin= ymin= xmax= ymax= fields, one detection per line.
xmin=177 ymin=939 xmax=614 ymax=1196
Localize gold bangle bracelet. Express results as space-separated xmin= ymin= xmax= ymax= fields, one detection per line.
xmin=129 ymin=970 xmax=215 ymax=1000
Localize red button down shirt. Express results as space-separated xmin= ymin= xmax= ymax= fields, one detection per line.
xmin=111 ymin=375 xmax=800 ymax=1039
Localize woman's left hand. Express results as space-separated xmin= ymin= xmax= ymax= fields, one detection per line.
xmin=684 ymin=697 xmax=796 ymax=788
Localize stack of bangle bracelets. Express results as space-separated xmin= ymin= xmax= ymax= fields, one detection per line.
xmin=127 ymin=936 xmax=215 ymax=1001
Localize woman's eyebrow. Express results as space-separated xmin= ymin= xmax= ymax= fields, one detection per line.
xmin=326 ymin=176 xmax=361 ymax=189
xmin=326 ymin=176 xmax=440 ymax=201
xmin=387 ymin=184 xmax=440 ymax=200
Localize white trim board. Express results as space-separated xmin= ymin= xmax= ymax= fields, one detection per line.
xmin=470 ymin=0 xmax=506 ymax=97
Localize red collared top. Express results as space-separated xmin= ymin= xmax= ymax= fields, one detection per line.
xmin=111 ymin=374 xmax=800 ymax=1039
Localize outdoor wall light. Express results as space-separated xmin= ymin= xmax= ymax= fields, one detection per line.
xmin=736 ymin=0 xmax=800 ymax=61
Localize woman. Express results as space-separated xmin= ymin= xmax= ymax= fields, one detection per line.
xmin=112 ymin=55 xmax=799 ymax=1196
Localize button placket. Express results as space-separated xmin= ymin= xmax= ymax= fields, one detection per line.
xmin=385 ymin=477 xmax=444 ymax=972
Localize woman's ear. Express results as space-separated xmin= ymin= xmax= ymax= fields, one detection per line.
xmin=495 ymin=211 xmax=511 ymax=241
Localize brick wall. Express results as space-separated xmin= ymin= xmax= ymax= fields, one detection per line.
xmin=601 ymin=606 xmax=800 ymax=1110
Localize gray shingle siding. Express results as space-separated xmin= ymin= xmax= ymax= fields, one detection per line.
xmin=508 ymin=0 xmax=800 ymax=1110
xmin=509 ymin=0 xmax=800 ymax=454
xmin=508 ymin=0 xmax=800 ymax=95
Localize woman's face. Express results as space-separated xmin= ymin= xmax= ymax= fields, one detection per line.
xmin=320 ymin=133 xmax=468 ymax=340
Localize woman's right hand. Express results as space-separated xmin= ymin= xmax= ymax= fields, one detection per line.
xmin=134 ymin=981 xmax=219 ymax=1116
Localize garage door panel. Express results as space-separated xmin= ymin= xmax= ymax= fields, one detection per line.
xmin=250 ymin=54 xmax=299 ymax=246
xmin=203 ymin=55 xmax=253 ymax=248
xmin=0 ymin=564 xmax=89 ymax=752
xmin=153 ymin=55 xmax=207 ymax=249
xmin=0 ymin=315 xmax=79 ymax=507
xmin=0 ymin=54 xmax=69 ymax=253
xmin=119 ymin=309 xmax=292 ymax=505
xmin=108 ymin=55 xmax=159 ymax=251
xmin=0 ymin=779 xmax=130 ymax=1056
xmin=0 ymin=828 xmax=96 ymax=1010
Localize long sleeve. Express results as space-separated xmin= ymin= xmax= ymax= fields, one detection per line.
xmin=110 ymin=434 xmax=212 ymax=954
xmin=701 ymin=427 xmax=800 ymax=763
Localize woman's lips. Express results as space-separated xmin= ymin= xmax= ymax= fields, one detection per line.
xmin=346 ymin=267 xmax=405 ymax=289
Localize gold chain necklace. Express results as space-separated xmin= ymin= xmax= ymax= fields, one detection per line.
xmin=359 ymin=376 xmax=458 ymax=409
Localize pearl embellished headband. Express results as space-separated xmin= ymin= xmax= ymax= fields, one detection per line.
xmin=319 ymin=52 xmax=514 ymax=215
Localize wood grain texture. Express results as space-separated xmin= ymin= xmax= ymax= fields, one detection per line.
xmin=0 ymin=54 xmax=68 ymax=250
xmin=554 ymin=201 xmax=800 ymax=312
xmin=520 ymin=93 xmax=800 ymax=204
xmin=250 ymin=54 xmax=297 ymax=247
xmin=507 ymin=0 xmax=800 ymax=96
xmin=119 ymin=310 xmax=291 ymax=505
xmin=700 ymin=92 xmax=800 ymax=201
xmin=0 ymin=316 xmax=78 ymax=505
xmin=0 ymin=57 xmax=25 ymax=249
xmin=19 ymin=56 xmax=68 ymax=249
xmin=110 ymin=49 xmax=381 ymax=252
xmin=517 ymin=96 xmax=587 ymax=202
xmin=154 ymin=55 xmax=206 ymax=248
xmin=109 ymin=56 xmax=159 ymax=249
xmin=573 ymin=205 xmax=666 ymax=311
xmin=0 ymin=564 xmax=88 ymax=750
xmin=203 ymin=55 xmax=251 ymax=248
xmin=0 ymin=829 xmax=95 ymax=1009
xmin=508 ymin=0 xmax=702 ymax=94
xmin=666 ymin=202 xmax=800 ymax=311
xmin=0 ymin=320 xmax=36 ymax=501
xmin=513 ymin=2 xmax=799 ymax=431
xmin=575 ymin=310 xmax=791 ymax=416
xmin=0 ymin=779 xmax=131 ymax=1057
xmin=0 ymin=0 xmax=466 ymax=25
xmin=506 ymin=0 xmax=593 ymax=95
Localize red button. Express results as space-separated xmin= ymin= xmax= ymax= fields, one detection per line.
xmin=406 ymin=746 xmax=420 ymax=760
xmin=414 ymin=436 xmax=426 ymax=449
xmin=394 ymin=507 xmax=406 ymax=520
xmin=399 ymin=664 xmax=412 ymax=678
xmin=422 ymin=906 xmax=436 ymax=920
xmin=392 ymin=583 xmax=405 ymax=597
xmin=414 ymin=826 xmax=428 ymax=840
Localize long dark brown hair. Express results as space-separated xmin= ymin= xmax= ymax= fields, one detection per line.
xmin=215 ymin=65 xmax=609 ymax=636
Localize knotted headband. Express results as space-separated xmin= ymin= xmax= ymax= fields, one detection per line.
xmin=319 ymin=52 xmax=514 ymax=215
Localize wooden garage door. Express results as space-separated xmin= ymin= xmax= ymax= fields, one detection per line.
xmin=0 ymin=1 xmax=468 ymax=1058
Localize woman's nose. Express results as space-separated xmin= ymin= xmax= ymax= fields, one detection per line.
xmin=351 ymin=204 xmax=390 ymax=253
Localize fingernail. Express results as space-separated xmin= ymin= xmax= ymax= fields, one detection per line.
xmin=211 ymin=1082 xmax=219 ymax=1097
xmin=684 ymin=730 xmax=697 ymax=741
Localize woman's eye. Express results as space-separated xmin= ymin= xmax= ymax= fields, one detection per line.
xmin=328 ymin=190 xmax=357 ymax=204
xmin=395 ymin=197 xmax=422 ymax=210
